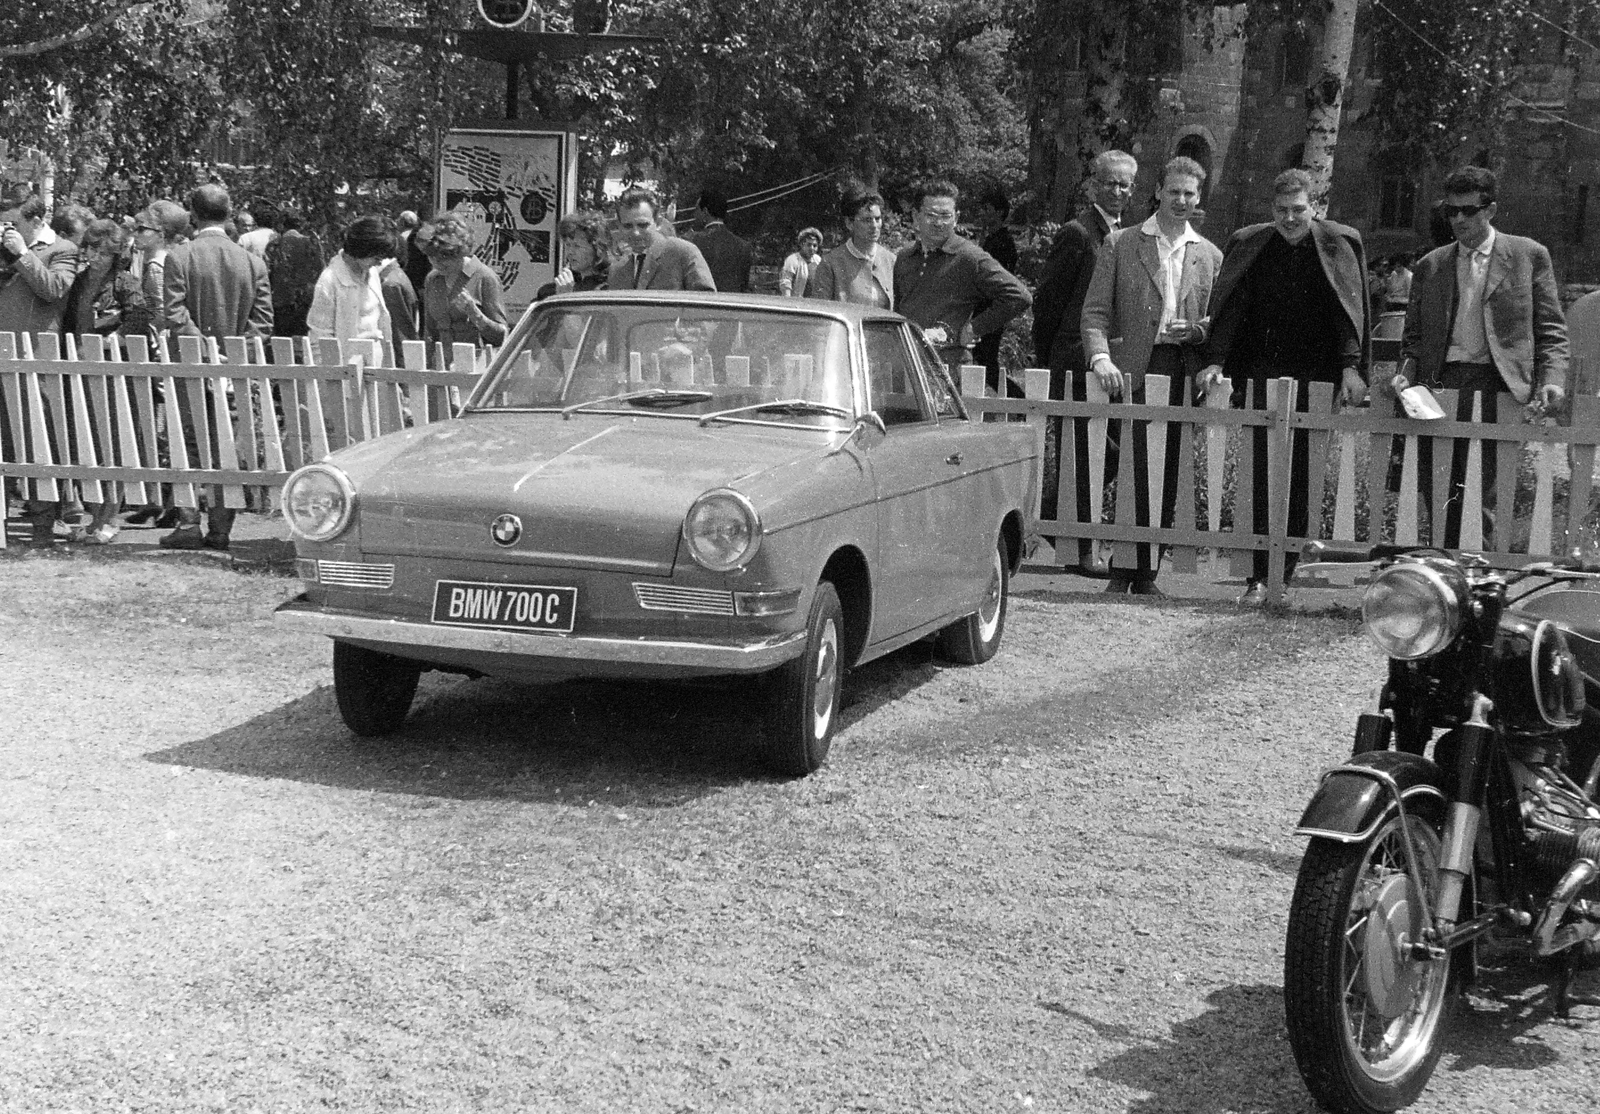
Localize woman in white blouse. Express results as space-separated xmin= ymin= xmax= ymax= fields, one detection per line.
xmin=778 ymin=227 xmax=823 ymax=297
xmin=308 ymin=215 xmax=395 ymax=351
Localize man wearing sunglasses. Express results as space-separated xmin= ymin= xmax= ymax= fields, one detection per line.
xmin=1395 ymin=165 xmax=1569 ymax=549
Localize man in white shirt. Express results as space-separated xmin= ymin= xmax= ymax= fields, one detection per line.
xmin=1080 ymin=156 xmax=1224 ymax=594
xmin=1396 ymin=165 xmax=1569 ymax=548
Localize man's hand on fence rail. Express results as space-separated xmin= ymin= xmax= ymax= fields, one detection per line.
xmin=1339 ymin=367 xmax=1365 ymax=408
xmin=1195 ymin=363 xmax=1224 ymax=400
xmin=1090 ymin=353 xmax=1125 ymax=398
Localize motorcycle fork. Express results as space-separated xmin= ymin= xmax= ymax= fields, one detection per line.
xmin=1429 ymin=695 xmax=1496 ymax=945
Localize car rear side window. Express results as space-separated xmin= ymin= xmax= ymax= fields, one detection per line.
xmin=863 ymin=323 xmax=932 ymax=426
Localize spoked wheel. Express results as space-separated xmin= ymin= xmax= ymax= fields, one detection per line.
xmin=332 ymin=640 xmax=422 ymax=737
xmin=937 ymin=537 xmax=1009 ymax=665
xmin=764 ymin=581 xmax=844 ymax=777
xmin=1285 ymin=813 xmax=1454 ymax=1114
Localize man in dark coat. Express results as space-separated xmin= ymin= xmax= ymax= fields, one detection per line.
xmin=160 ymin=183 xmax=273 ymax=552
xmin=1199 ymin=167 xmax=1369 ymax=602
xmin=1030 ymin=150 xmax=1137 ymax=574
xmin=686 ymin=188 xmax=753 ymax=294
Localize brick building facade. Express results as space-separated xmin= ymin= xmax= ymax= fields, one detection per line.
xmin=1070 ymin=7 xmax=1600 ymax=283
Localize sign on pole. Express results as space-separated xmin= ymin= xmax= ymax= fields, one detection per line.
xmin=436 ymin=126 xmax=579 ymax=319
xmin=478 ymin=0 xmax=538 ymax=29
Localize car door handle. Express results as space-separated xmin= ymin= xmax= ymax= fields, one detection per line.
xmin=946 ymin=452 xmax=963 ymax=465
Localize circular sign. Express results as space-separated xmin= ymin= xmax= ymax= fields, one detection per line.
xmin=490 ymin=514 xmax=523 ymax=547
xmin=519 ymin=192 xmax=548 ymax=226
xmin=478 ymin=0 xmax=536 ymax=30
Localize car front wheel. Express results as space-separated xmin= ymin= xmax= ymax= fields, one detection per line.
xmin=937 ymin=537 xmax=1009 ymax=664
xmin=332 ymin=640 xmax=422 ymax=737
xmin=764 ymin=581 xmax=844 ymax=777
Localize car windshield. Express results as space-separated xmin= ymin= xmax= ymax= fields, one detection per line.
xmin=471 ymin=302 xmax=857 ymax=429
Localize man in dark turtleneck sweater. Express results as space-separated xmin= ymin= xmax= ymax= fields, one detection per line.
xmin=1199 ymin=167 xmax=1369 ymax=603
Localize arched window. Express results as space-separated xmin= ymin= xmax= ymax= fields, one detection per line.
xmin=1276 ymin=29 xmax=1312 ymax=92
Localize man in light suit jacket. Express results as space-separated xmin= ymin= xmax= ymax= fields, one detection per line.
xmin=1081 ymin=156 xmax=1223 ymax=594
xmin=160 ymin=183 xmax=273 ymax=552
xmin=686 ymin=188 xmax=752 ymax=293
xmin=1031 ymin=149 xmax=1136 ymax=574
xmin=611 ymin=187 xmax=716 ymax=292
xmin=1199 ymin=167 xmax=1369 ymax=601
xmin=1395 ymin=165 xmax=1570 ymax=548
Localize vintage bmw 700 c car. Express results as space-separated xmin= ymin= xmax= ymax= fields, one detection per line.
xmin=274 ymin=292 xmax=1036 ymax=775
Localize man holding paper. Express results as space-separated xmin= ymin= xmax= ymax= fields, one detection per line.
xmin=1394 ymin=165 xmax=1569 ymax=549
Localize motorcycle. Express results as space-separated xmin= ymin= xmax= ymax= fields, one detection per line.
xmin=1284 ymin=545 xmax=1600 ymax=1114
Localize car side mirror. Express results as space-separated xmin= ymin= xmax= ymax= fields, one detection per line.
xmin=857 ymin=411 xmax=887 ymax=436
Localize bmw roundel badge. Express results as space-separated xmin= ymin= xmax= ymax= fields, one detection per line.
xmin=490 ymin=514 xmax=522 ymax=547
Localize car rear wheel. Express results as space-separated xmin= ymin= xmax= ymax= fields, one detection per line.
xmin=765 ymin=581 xmax=844 ymax=777
xmin=332 ymin=640 xmax=422 ymax=737
xmin=937 ymin=537 xmax=1009 ymax=664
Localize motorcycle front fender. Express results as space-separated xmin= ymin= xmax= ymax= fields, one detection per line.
xmin=1295 ymin=750 xmax=1447 ymax=843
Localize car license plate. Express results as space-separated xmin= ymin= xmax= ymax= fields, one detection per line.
xmin=431 ymin=580 xmax=577 ymax=634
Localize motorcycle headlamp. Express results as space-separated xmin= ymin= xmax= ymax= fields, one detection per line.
xmin=1362 ymin=561 xmax=1465 ymax=660
xmin=282 ymin=463 xmax=356 ymax=542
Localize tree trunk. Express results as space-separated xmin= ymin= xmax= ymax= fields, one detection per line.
xmin=1023 ymin=0 xmax=1078 ymax=220
xmin=1301 ymin=0 xmax=1359 ymax=207
xmin=1077 ymin=3 xmax=1131 ymax=202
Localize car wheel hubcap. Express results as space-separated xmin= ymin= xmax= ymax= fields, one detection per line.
xmin=812 ymin=618 xmax=839 ymax=738
xmin=977 ymin=549 xmax=1003 ymax=641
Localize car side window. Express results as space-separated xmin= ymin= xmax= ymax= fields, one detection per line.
xmin=863 ymin=323 xmax=933 ymax=426
xmin=909 ymin=327 xmax=966 ymax=420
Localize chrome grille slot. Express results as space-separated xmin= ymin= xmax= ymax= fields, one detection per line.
xmin=633 ymin=583 xmax=736 ymax=615
xmin=316 ymin=560 xmax=395 ymax=589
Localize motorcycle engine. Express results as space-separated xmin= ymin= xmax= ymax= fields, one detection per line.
xmin=1512 ymin=758 xmax=1600 ymax=893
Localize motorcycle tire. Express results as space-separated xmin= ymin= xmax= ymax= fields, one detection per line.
xmin=1284 ymin=813 xmax=1454 ymax=1114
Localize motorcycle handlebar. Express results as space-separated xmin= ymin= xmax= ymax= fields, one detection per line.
xmin=1300 ymin=541 xmax=1600 ymax=576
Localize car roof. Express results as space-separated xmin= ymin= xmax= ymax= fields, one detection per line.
xmin=536 ymin=290 xmax=906 ymax=327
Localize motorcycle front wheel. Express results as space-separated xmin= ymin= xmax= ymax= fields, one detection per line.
xmin=1284 ymin=814 xmax=1454 ymax=1113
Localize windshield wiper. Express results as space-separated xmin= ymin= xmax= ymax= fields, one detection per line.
xmin=562 ymin=388 xmax=712 ymax=418
xmin=699 ymin=398 xmax=853 ymax=426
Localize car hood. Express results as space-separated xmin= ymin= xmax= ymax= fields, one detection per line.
xmin=349 ymin=414 xmax=848 ymax=573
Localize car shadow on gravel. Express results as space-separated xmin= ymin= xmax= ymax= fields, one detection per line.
xmin=1042 ymin=984 xmax=1319 ymax=1113
xmin=143 ymin=643 xmax=944 ymax=806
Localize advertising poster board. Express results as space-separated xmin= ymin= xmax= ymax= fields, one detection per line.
xmin=436 ymin=126 xmax=578 ymax=318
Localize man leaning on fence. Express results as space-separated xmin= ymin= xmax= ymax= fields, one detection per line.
xmin=159 ymin=183 xmax=273 ymax=552
xmin=1080 ymin=156 xmax=1222 ymax=596
xmin=1032 ymin=149 xmax=1137 ymax=575
xmin=1199 ymin=167 xmax=1369 ymax=605
xmin=1393 ymin=165 xmax=1569 ymax=551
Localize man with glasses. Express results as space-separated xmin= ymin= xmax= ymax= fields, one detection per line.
xmin=893 ymin=179 xmax=1030 ymax=373
xmin=808 ymin=189 xmax=895 ymax=308
xmin=1031 ymin=149 xmax=1137 ymax=575
xmin=1394 ymin=165 xmax=1569 ymax=549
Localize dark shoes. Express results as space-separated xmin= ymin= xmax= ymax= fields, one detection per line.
xmin=1106 ymin=575 xmax=1164 ymax=597
xmin=1078 ymin=552 xmax=1109 ymax=577
xmin=1237 ymin=581 xmax=1267 ymax=606
xmin=1130 ymin=580 xmax=1166 ymax=597
xmin=1104 ymin=576 xmax=1132 ymax=594
xmin=158 ymin=526 xmax=230 ymax=551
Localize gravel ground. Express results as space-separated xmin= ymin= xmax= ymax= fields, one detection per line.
xmin=2 ymin=548 xmax=1598 ymax=1113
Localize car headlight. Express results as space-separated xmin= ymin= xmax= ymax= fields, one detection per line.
xmin=1362 ymin=561 xmax=1464 ymax=660
xmin=283 ymin=464 xmax=356 ymax=542
xmin=683 ymin=489 xmax=762 ymax=572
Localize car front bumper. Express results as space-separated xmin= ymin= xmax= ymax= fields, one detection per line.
xmin=273 ymin=594 xmax=806 ymax=676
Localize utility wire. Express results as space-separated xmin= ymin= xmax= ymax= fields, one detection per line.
xmin=1371 ymin=0 xmax=1600 ymax=138
xmin=1498 ymin=0 xmax=1600 ymax=57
